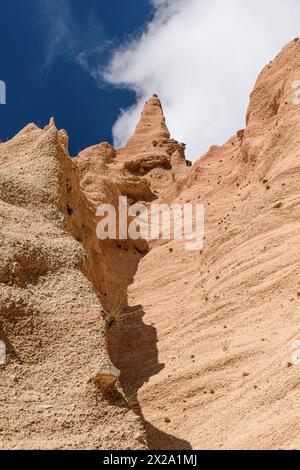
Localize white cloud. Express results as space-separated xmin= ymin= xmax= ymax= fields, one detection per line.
xmin=104 ymin=0 xmax=300 ymax=160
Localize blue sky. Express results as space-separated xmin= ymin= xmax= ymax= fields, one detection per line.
xmin=0 ymin=0 xmax=153 ymax=155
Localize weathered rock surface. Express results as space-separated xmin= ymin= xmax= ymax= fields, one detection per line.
xmin=0 ymin=120 xmax=146 ymax=450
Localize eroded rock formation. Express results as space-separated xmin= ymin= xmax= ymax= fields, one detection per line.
xmin=1 ymin=39 xmax=300 ymax=450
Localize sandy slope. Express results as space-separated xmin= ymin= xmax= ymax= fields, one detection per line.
xmin=113 ymin=39 xmax=300 ymax=450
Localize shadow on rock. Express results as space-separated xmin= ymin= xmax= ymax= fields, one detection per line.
xmin=107 ymin=304 xmax=192 ymax=450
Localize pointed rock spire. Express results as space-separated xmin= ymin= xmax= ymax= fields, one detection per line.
xmin=116 ymin=94 xmax=189 ymax=181
xmin=49 ymin=117 xmax=56 ymax=127
xmin=122 ymin=95 xmax=171 ymax=155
